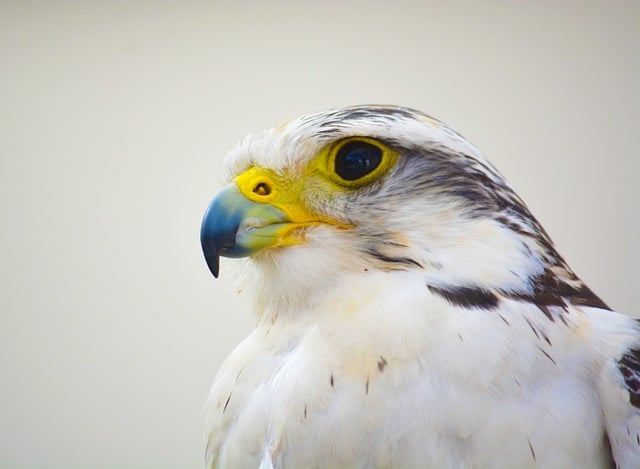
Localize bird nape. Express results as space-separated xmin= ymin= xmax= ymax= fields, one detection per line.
xmin=200 ymin=105 xmax=639 ymax=469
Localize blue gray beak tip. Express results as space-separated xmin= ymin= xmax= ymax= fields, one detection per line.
xmin=201 ymin=236 xmax=220 ymax=278
xmin=200 ymin=195 xmax=234 ymax=279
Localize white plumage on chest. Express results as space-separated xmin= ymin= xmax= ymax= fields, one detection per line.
xmin=205 ymin=271 xmax=626 ymax=468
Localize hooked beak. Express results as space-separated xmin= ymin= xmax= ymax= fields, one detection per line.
xmin=201 ymin=184 xmax=306 ymax=277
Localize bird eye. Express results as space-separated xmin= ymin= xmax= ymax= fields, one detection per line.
xmin=314 ymin=137 xmax=398 ymax=188
xmin=334 ymin=141 xmax=383 ymax=181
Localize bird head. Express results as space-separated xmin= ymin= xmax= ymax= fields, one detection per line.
xmin=201 ymin=105 xmax=604 ymax=315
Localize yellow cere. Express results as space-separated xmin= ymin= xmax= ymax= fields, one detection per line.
xmin=235 ymin=165 xmax=350 ymax=232
xmin=233 ymin=166 xmax=315 ymax=224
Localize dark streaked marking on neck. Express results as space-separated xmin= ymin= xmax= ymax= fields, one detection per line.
xmin=427 ymin=284 xmax=499 ymax=310
xmin=527 ymin=438 xmax=536 ymax=461
xmin=524 ymin=317 xmax=540 ymax=339
xmin=377 ymin=356 xmax=387 ymax=372
xmin=223 ymin=392 xmax=232 ymax=413
xmin=367 ymin=249 xmax=423 ymax=269
xmin=537 ymin=346 xmax=557 ymax=365
xmin=502 ymin=268 xmax=611 ymax=318
xmin=497 ymin=314 xmax=510 ymax=325
xmin=618 ymin=346 xmax=640 ymax=409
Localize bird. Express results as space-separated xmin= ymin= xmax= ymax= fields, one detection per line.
xmin=200 ymin=105 xmax=640 ymax=468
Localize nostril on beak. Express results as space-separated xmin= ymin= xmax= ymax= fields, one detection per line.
xmin=253 ymin=182 xmax=271 ymax=197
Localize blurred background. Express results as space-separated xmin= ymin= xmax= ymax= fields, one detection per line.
xmin=1 ymin=1 xmax=638 ymax=467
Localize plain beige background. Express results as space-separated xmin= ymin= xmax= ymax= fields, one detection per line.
xmin=1 ymin=1 xmax=638 ymax=468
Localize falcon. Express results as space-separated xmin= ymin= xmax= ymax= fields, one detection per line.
xmin=200 ymin=105 xmax=640 ymax=468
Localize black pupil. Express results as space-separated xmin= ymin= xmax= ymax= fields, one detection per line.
xmin=334 ymin=141 xmax=383 ymax=181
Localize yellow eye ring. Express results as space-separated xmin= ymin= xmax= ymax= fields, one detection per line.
xmin=319 ymin=137 xmax=399 ymax=188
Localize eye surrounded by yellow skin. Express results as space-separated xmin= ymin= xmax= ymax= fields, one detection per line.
xmin=313 ymin=137 xmax=399 ymax=188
